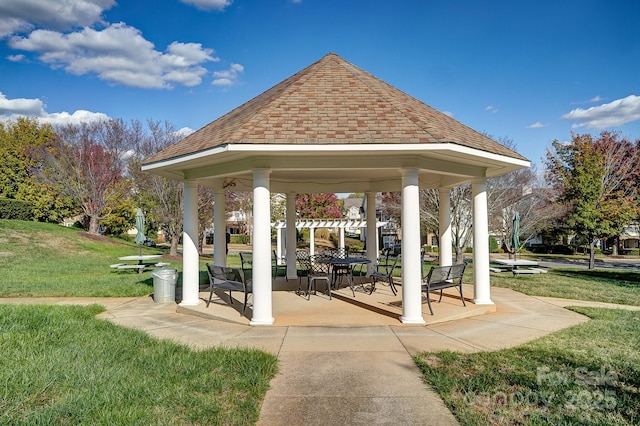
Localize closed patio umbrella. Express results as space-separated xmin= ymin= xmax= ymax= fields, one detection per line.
xmin=511 ymin=211 xmax=520 ymax=260
xmin=134 ymin=208 xmax=146 ymax=255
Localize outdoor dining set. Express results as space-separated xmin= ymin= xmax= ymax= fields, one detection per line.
xmin=204 ymin=247 xmax=469 ymax=318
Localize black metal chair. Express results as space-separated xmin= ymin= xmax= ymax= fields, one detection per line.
xmin=205 ymin=263 xmax=252 ymax=315
xmin=369 ymin=253 xmax=401 ymax=295
xmin=295 ymin=251 xmax=312 ymax=295
xmin=306 ymin=254 xmax=332 ymax=300
xmin=239 ymin=251 xmax=253 ymax=281
xmin=272 ymin=250 xmax=287 ymax=280
xmin=323 ymin=247 xmax=351 ymax=289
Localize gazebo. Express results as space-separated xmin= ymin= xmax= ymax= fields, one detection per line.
xmin=142 ymin=53 xmax=530 ymax=325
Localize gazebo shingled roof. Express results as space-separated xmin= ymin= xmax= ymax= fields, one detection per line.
xmin=141 ymin=53 xmax=531 ymax=325
xmin=144 ymin=52 xmax=526 ymax=165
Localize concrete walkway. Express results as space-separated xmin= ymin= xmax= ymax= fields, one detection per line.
xmin=3 ymin=289 xmax=637 ymax=425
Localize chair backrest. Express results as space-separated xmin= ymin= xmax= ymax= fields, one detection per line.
xmin=309 ymin=254 xmax=332 ymax=275
xmin=449 ymin=263 xmax=467 ymax=283
xmin=206 ymin=263 xmax=246 ymax=288
xmin=377 ymin=253 xmax=400 ymax=276
xmin=334 ymin=247 xmax=348 ymax=259
xmin=296 ymin=251 xmax=312 ymax=274
xmin=426 ymin=265 xmax=450 ymax=283
xmin=239 ymin=252 xmax=253 ymax=280
xmin=425 ymin=263 xmax=466 ymax=284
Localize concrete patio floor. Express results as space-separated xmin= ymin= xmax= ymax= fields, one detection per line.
xmin=178 ymin=275 xmax=495 ymax=327
xmin=7 ymin=276 xmax=633 ymax=425
xmin=0 ymin=269 xmax=614 ymax=422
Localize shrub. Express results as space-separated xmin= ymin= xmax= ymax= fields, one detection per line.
xmin=231 ymin=234 xmax=250 ymax=244
xmin=346 ymin=238 xmax=364 ymax=251
xmin=315 ymin=228 xmax=330 ymax=240
xmin=489 ymin=236 xmax=499 ymax=253
xmin=0 ymin=198 xmax=34 ymax=220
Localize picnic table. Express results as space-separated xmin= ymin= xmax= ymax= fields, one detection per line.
xmin=490 ymin=259 xmax=548 ymax=276
xmin=111 ymin=255 xmax=168 ymax=273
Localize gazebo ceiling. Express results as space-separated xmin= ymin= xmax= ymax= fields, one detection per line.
xmin=142 ymin=53 xmax=530 ymax=192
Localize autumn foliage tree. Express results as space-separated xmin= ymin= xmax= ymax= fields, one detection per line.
xmin=296 ymin=193 xmax=342 ymax=218
xmin=545 ymin=131 xmax=640 ymax=268
xmin=34 ymin=119 xmax=132 ymax=233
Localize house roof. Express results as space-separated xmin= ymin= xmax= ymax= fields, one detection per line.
xmin=144 ymin=53 xmax=527 ymax=165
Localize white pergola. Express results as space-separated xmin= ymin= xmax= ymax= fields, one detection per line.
xmin=271 ymin=218 xmax=387 ymax=261
xmin=142 ymin=53 xmax=530 ymax=325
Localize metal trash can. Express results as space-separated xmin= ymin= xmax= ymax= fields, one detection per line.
xmin=151 ymin=269 xmax=178 ymax=303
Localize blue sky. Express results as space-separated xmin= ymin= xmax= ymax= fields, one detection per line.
xmin=1 ymin=0 xmax=639 ymax=166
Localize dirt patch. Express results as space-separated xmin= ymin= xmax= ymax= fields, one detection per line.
xmin=77 ymin=232 xmax=126 ymax=245
xmin=162 ymin=254 xmax=182 ymax=261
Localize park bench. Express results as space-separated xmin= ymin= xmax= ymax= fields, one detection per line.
xmin=205 ymin=264 xmax=252 ymax=315
xmin=115 ymin=264 xmax=146 ymax=273
xmin=421 ymin=263 xmax=467 ymax=315
xmin=512 ymin=267 xmax=548 ymax=277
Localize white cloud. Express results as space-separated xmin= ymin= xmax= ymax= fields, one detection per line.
xmin=0 ymin=0 xmax=115 ymax=37
xmin=212 ymin=63 xmax=244 ymax=86
xmin=562 ymin=95 xmax=640 ymax=129
xmin=174 ymin=127 xmax=195 ymax=137
xmin=527 ymin=121 xmax=547 ymax=129
xmin=7 ymin=54 xmax=25 ymax=61
xmin=442 ymin=111 xmax=454 ymax=118
xmin=485 ymin=105 xmax=498 ymax=113
xmin=589 ymin=95 xmax=602 ymax=103
xmin=9 ymin=23 xmax=218 ymax=89
xmin=0 ymin=91 xmax=108 ymax=125
xmin=38 ymin=109 xmax=109 ymax=126
xmin=180 ymin=0 xmax=232 ymax=11
xmin=0 ymin=92 xmax=44 ymax=115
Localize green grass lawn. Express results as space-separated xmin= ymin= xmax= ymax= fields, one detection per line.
xmin=0 ymin=303 xmax=277 ymax=425
xmin=414 ymin=307 xmax=640 ymax=425
xmin=0 ymin=219 xmax=243 ymax=297
xmin=3 ymin=219 xmax=640 ymax=424
xmin=487 ymin=266 xmax=640 ymax=306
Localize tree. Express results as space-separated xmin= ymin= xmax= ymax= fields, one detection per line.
xmin=380 ymin=137 xmax=545 ymax=263
xmin=198 ymin=185 xmax=214 ymax=254
xmin=0 ymin=118 xmax=53 ymax=198
xmin=0 ymin=118 xmax=76 ymax=222
xmin=35 ymin=119 xmax=131 ymax=233
xmin=128 ymin=120 xmax=184 ymax=256
xmin=296 ymin=193 xmax=342 ymax=218
xmin=545 ymin=131 xmax=640 ymax=268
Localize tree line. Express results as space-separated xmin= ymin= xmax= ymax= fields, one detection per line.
xmin=1 ymin=117 xmax=638 ymax=268
xmin=379 ymin=133 xmax=640 ymax=268
xmin=1 ymin=117 xmax=231 ymax=256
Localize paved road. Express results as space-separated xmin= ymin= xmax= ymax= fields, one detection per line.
xmin=536 ymin=257 xmax=640 ymax=270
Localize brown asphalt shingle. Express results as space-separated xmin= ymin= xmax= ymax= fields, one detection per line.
xmin=144 ymin=53 xmax=526 ymax=164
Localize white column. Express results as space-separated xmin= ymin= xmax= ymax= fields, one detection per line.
xmin=339 ymin=227 xmax=345 ymax=249
xmin=472 ymin=178 xmax=493 ymax=305
xmin=250 ymin=169 xmax=274 ymax=325
xmin=400 ymin=169 xmax=426 ymax=324
xmin=439 ymin=188 xmax=452 ymax=267
xmin=365 ymin=192 xmax=377 ymax=276
xmin=286 ymin=193 xmax=297 ymax=279
xmin=213 ymin=188 xmax=227 ymax=266
xmin=309 ymin=227 xmax=315 ymax=255
xmin=180 ymin=181 xmax=200 ymax=306
xmin=276 ymin=227 xmax=283 ymax=264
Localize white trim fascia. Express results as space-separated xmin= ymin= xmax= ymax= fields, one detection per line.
xmin=142 ymin=142 xmax=530 ymax=171
xmin=141 ymin=144 xmax=231 ymax=171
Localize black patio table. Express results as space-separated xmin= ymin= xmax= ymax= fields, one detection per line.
xmin=326 ymin=257 xmax=371 ymax=296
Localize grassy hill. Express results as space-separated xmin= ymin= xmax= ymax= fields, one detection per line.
xmin=0 ymin=220 xmax=178 ymax=297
